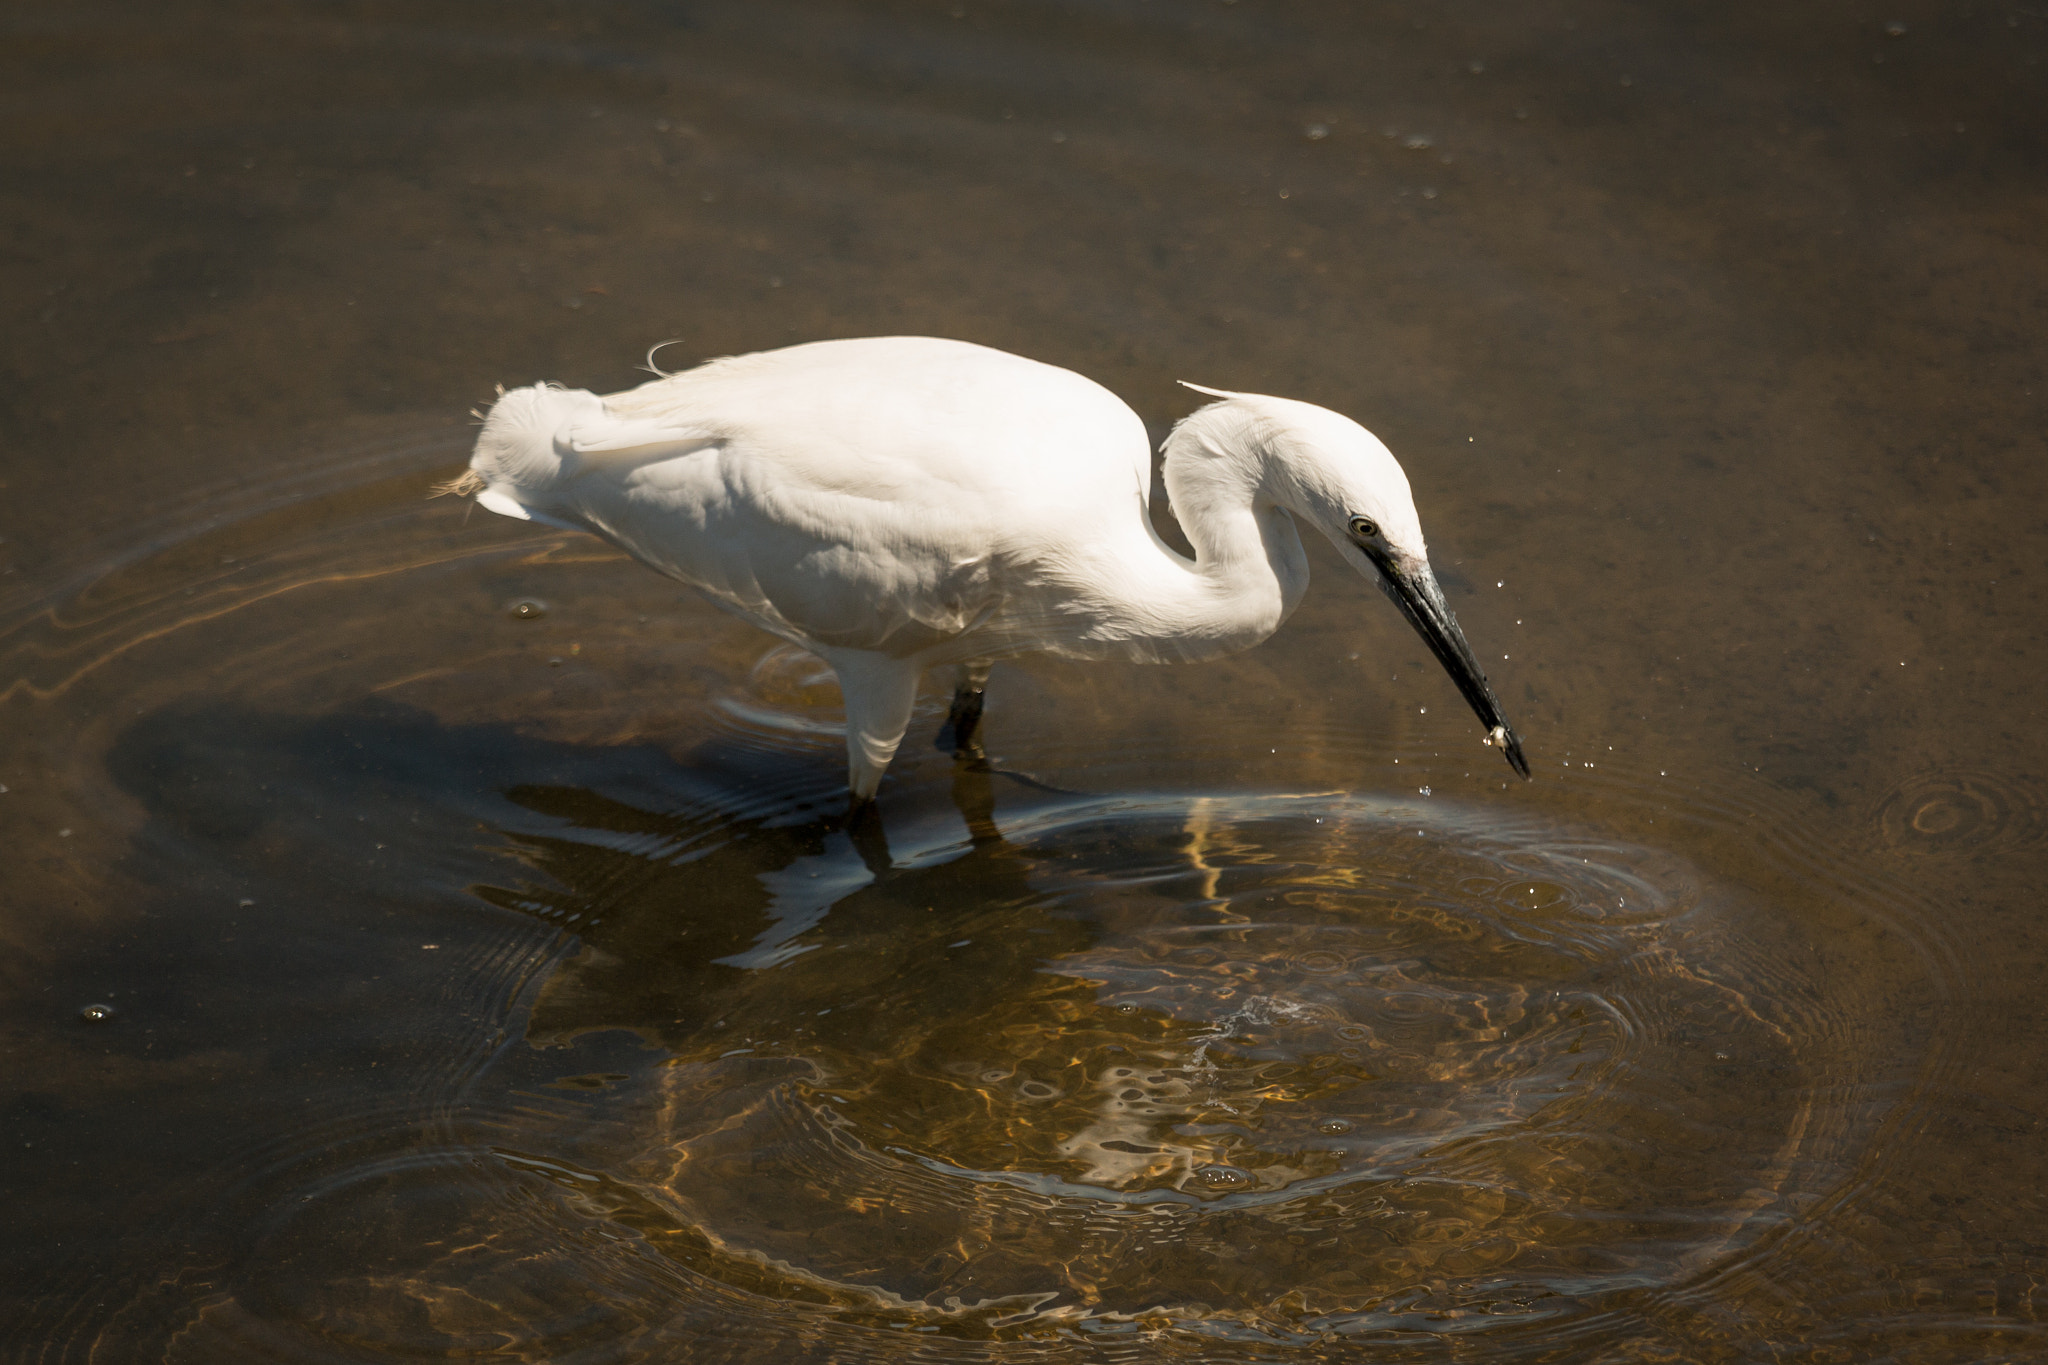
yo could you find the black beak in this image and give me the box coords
[1364,549,1530,779]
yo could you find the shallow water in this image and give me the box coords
[4,2,2046,1361]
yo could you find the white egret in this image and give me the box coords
[451,336,1528,800]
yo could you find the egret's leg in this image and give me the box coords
[821,649,922,803]
[936,660,993,760]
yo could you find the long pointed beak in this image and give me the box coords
[1369,555,1531,779]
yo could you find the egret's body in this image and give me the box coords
[461,336,1527,797]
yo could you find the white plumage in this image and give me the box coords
[460,336,1527,798]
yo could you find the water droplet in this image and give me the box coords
[506,598,548,620]
[1419,785,1432,796]
[79,1003,115,1023]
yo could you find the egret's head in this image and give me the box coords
[1176,383,1529,779]
[1175,386,1425,572]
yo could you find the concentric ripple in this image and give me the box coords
[364,786,1930,1355]
[1875,767,2043,857]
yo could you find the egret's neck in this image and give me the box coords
[1083,407,1311,663]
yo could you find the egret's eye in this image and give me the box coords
[1349,516,1380,540]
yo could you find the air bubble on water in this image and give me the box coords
[1194,1164,1254,1190]
[79,1003,115,1023]
[1316,1117,1355,1135]
[1884,20,1907,36]
[1404,134,1434,150]
[1419,786,1431,796]
[507,598,548,619]
[1304,122,1331,140]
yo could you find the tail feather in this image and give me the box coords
[472,383,607,494]
[429,469,485,499]
[458,382,718,528]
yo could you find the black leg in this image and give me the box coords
[935,684,987,760]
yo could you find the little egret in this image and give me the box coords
[451,336,1529,799]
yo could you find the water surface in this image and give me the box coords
[3,1,2045,1360]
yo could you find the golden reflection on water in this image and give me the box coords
[462,774,1904,1345]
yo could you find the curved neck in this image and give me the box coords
[1078,410,1312,663]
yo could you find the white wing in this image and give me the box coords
[477,338,1154,659]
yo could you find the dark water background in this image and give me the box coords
[4,1,2046,1360]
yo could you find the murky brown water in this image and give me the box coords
[5,1,2046,1360]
